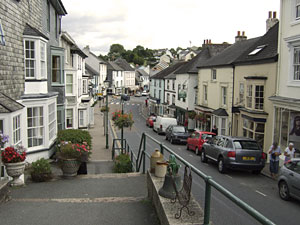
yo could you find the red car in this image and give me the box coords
[146,115,157,128]
[186,131,216,155]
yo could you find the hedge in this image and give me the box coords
[56,129,92,150]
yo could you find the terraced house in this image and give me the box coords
[0,0,67,169]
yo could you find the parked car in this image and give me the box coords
[278,158,300,201]
[142,90,149,96]
[135,92,142,97]
[153,116,177,134]
[146,115,157,128]
[121,94,130,101]
[165,125,190,144]
[187,131,216,155]
[201,135,266,174]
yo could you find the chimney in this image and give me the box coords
[266,11,279,32]
[209,39,211,44]
[235,31,247,43]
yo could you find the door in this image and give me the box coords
[205,136,217,160]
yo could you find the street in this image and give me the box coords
[109,96,300,225]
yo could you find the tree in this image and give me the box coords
[107,44,126,60]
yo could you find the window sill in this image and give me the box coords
[51,84,65,87]
[287,81,300,87]
[290,19,300,26]
[210,80,217,83]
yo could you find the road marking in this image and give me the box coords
[225,175,233,179]
[255,190,267,197]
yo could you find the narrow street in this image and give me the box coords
[109,96,300,225]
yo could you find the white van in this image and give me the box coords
[153,116,177,134]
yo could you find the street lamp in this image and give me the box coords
[104,80,110,149]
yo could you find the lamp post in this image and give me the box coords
[120,86,124,152]
[104,80,110,149]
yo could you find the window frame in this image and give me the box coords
[211,69,217,81]
[242,118,265,148]
[27,106,44,148]
[66,108,74,129]
[13,115,21,145]
[239,83,244,104]
[203,84,208,104]
[66,74,74,95]
[0,19,5,46]
[221,86,227,107]
[82,79,88,94]
[48,103,56,141]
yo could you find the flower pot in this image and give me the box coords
[60,159,81,177]
[5,161,26,186]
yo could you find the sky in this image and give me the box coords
[61,0,280,56]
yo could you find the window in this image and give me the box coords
[159,80,161,88]
[27,107,44,148]
[47,0,50,32]
[154,89,156,98]
[221,87,227,106]
[78,55,82,70]
[159,90,161,100]
[55,12,58,38]
[172,95,175,104]
[154,80,156,87]
[0,19,5,46]
[66,74,73,94]
[203,85,208,103]
[255,85,264,110]
[293,47,300,80]
[52,55,62,83]
[57,110,63,131]
[79,110,85,127]
[243,118,265,148]
[66,109,73,128]
[178,84,181,100]
[13,115,21,145]
[195,90,198,105]
[48,103,56,140]
[167,80,170,90]
[65,49,68,64]
[246,85,252,108]
[83,79,87,94]
[25,40,35,78]
[248,45,266,55]
[40,42,46,78]
[167,93,170,105]
[211,69,217,81]
[297,0,300,20]
[172,80,175,90]
[0,119,3,133]
[221,118,226,135]
[239,83,244,104]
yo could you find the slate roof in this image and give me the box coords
[107,61,123,71]
[212,108,228,117]
[71,45,88,58]
[114,58,134,71]
[23,24,48,40]
[136,69,149,77]
[0,93,24,113]
[234,22,279,64]
[197,38,260,68]
[151,61,187,79]
[85,63,99,76]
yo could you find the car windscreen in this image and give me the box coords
[233,140,260,150]
[202,134,213,140]
[173,126,186,133]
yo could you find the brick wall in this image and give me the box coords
[0,0,42,100]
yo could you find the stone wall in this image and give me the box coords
[0,0,42,100]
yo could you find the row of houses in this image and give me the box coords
[149,4,300,157]
[0,0,150,172]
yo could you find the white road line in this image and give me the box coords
[225,175,233,179]
[255,190,267,197]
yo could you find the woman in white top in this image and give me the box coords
[284,143,295,162]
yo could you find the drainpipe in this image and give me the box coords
[231,64,235,136]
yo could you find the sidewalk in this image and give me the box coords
[0,101,160,225]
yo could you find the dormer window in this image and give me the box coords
[0,19,5,46]
[248,45,266,55]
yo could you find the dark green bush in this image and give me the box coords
[56,129,92,150]
[113,154,132,173]
[30,158,53,182]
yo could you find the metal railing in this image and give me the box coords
[117,132,275,225]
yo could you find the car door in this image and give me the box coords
[194,133,201,150]
[289,161,300,198]
[205,136,217,160]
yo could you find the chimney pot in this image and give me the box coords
[269,11,272,18]
[209,39,211,44]
[203,39,205,44]
[273,11,277,18]
[237,31,241,36]
[242,31,245,36]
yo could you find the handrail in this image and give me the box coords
[135,132,275,225]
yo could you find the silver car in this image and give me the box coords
[201,135,266,174]
[278,158,300,201]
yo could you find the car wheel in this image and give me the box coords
[218,157,227,173]
[252,169,262,175]
[195,147,199,155]
[201,150,208,163]
[279,181,290,201]
[186,144,189,150]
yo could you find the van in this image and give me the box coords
[153,116,177,134]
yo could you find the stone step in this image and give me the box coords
[0,179,10,203]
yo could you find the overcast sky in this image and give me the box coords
[61,0,280,56]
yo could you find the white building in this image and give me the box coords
[108,61,124,95]
[114,58,136,92]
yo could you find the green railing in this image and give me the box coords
[129,132,275,225]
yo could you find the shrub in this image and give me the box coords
[56,129,92,150]
[113,153,132,173]
[30,158,53,182]
[56,141,90,161]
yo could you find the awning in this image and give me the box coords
[212,108,228,117]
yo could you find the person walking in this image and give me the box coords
[268,142,281,179]
[284,143,295,162]
[211,125,218,135]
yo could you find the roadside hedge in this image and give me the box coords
[56,129,92,150]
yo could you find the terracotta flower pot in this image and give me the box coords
[5,161,26,186]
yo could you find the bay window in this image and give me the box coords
[246,85,253,108]
[66,74,73,95]
[13,115,21,145]
[48,103,56,141]
[25,40,35,78]
[27,107,44,148]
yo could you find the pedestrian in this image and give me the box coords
[211,125,218,135]
[268,142,281,179]
[284,143,295,162]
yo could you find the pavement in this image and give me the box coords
[0,100,159,225]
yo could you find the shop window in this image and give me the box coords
[242,118,265,148]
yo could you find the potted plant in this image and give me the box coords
[56,141,91,177]
[1,145,26,186]
[159,155,182,199]
[112,110,122,121]
[30,158,53,182]
[188,111,196,120]
[113,111,134,129]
